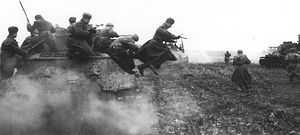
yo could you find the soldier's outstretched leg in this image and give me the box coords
[137,63,159,76]
[137,63,150,76]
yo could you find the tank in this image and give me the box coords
[259,41,300,68]
[1,27,189,93]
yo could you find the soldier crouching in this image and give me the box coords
[66,13,95,59]
[106,34,139,76]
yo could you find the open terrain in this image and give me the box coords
[140,62,300,135]
[0,62,300,135]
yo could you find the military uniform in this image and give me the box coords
[285,52,300,81]
[224,51,231,64]
[1,35,27,80]
[106,36,139,74]
[134,22,180,75]
[27,15,56,52]
[94,28,119,53]
[67,19,94,58]
[231,52,252,91]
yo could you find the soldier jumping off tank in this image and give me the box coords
[134,17,181,76]
[106,34,140,76]
[93,22,119,53]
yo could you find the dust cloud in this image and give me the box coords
[0,70,157,135]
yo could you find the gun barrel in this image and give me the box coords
[19,0,30,24]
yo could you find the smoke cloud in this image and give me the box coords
[0,69,157,135]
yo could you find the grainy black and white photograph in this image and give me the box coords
[0,0,300,134]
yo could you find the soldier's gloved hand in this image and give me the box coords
[26,22,31,27]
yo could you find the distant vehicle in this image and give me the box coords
[259,37,300,68]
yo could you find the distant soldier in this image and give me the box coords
[231,50,252,92]
[67,12,96,58]
[224,51,231,64]
[134,17,181,76]
[93,22,119,53]
[1,26,28,80]
[27,14,56,52]
[106,34,139,75]
[285,48,300,82]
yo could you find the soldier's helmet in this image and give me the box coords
[35,14,43,20]
[132,34,139,41]
[8,26,18,34]
[69,17,76,23]
[237,49,243,54]
[166,17,175,25]
[82,12,92,20]
[106,22,114,27]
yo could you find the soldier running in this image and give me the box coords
[285,48,300,82]
[134,17,181,76]
[224,51,231,64]
[231,50,252,92]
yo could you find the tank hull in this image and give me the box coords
[16,53,137,91]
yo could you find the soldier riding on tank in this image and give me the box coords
[67,12,96,59]
[26,14,57,53]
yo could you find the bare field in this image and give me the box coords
[145,62,300,135]
[0,62,299,135]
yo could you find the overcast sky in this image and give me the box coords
[1,0,300,56]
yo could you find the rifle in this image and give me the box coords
[167,36,187,53]
[19,0,30,24]
[19,0,33,36]
[27,38,47,52]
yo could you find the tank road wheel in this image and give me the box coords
[96,90,117,101]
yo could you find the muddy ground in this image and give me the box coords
[131,62,300,135]
[1,62,300,135]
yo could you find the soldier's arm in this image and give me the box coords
[50,22,56,33]
[244,55,251,64]
[126,42,139,52]
[27,21,37,32]
[109,30,119,38]
[72,26,89,38]
[157,27,179,41]
[120,39,139,52]
[4,40,28,57]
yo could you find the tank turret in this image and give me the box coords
[259,38,300,68]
